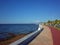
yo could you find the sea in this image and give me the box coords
[0,24,39,39]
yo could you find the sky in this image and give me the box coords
[0,0,60,24]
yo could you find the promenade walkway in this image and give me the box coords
[49,26,60,45]
[29,25,53,45]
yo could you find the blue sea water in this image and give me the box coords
[0,24,39,34]
[0,24,39,39]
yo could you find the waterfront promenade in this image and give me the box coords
[1,24,60,45]
[29,25,53,45]
[49,26,60,45]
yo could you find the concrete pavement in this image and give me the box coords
[29,25,53,45]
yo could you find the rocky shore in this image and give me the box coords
[0,34,26,45]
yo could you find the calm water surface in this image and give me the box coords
[0,24,39,39]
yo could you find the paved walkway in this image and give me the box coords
[49,27,60,45]
[29,25,53,45]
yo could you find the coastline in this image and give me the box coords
[0,34,26,45]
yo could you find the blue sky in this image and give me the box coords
[0,0,60,24]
